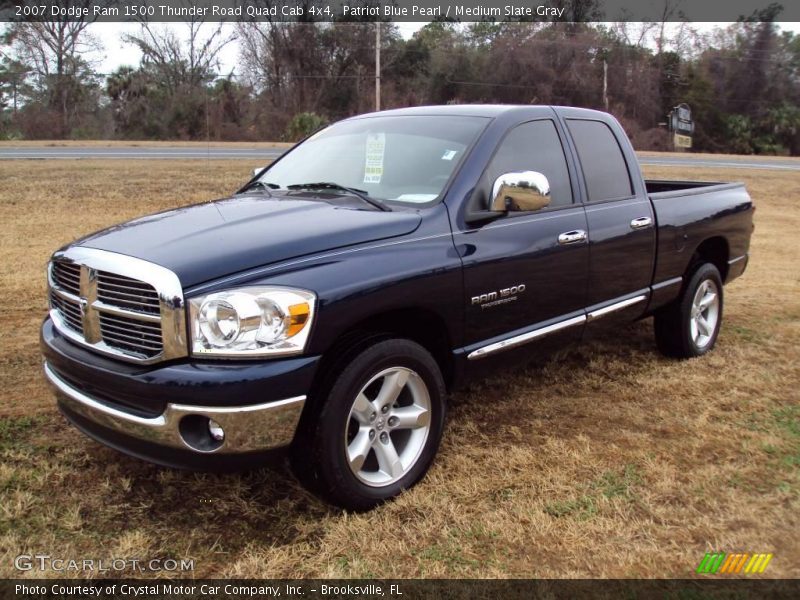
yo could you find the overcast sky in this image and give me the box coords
[92,22,425,76]
[40,21,800,77]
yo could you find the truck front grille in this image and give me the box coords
[97,271,161,315]
[50,291,84,334]
[52,261,81,295]
[99,313,164,357]
[47,248,187,364]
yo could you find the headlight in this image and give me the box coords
[189,286,316,358]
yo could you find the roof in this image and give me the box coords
[350,104,543,119]
[348,104,612,122]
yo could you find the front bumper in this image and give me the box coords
[44,361,305,454]
[41,318,320,469]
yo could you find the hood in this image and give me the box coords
[74,195,422,287]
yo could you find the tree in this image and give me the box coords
[4,18,799,152]
[118,21,235,138]
[1,29,31,124]
[207,76,256,140]
[123,21,233,94]
[4,3,102,137]
[106,66,159,138]
[237,19,394,135]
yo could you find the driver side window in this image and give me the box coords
[486,120,573,209]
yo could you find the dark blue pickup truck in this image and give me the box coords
[41,105,753,509]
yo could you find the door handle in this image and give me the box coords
[558,230,587,245]
[630,216,653,229]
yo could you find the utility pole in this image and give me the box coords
[355,64,362,113]
[603,57,609,111]
[375,22,381,111]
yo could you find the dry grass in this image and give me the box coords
[0,160,797,579]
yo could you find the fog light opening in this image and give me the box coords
[208,419,225,442]
[178,415,226,453]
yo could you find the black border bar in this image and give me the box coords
[2,0,799,23]
[4,579,800,600]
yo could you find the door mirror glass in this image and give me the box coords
[490,171,551,212]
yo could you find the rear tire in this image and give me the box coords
[290,339,446,510]
[654,263,723,358]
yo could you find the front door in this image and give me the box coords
[456,119,590,350]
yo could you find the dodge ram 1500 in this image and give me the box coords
[41,105,753,509]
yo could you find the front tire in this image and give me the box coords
[654,262,723,358]
[291,339,446,510]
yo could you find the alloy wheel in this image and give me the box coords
[690,279,720,349]
[345,367,432,487]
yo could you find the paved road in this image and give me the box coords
[638,155,799,171]
[0,145,798,171]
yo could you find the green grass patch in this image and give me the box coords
[0,416,44,452]
[773,406,800,439]
[412,527,503,573]
[414,542,481,570]
[460,524,500,542]
[743,405,800,494]
[728,324,765,344]
[594,464,642,499]
[544,464,641,520]
[544,495,598,519]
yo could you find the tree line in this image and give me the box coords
[1,13,799,154]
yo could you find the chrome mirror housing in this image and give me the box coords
[490,171,551,212]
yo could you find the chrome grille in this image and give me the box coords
[50,291,83,334]
[52,261,81,295]
[99,313,163,357]
[47,248,187,364]
[97,271,160,315]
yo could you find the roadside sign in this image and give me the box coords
[669,103,694,150]
[674,133,692,149]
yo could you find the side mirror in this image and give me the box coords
[490,171,551,213]
[253,167,267,177]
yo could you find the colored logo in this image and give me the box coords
[696,552,773,574]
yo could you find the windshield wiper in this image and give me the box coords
[238,180,281,195]
[286,182,391,212]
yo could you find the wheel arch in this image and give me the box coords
[296,307,454,438]
[689,236,730,282]
[316,307,454,391]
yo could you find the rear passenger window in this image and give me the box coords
[566,119,633,201]
[485,120,573,208]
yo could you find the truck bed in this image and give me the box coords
[645,180,744,198]
[646,179,753,289]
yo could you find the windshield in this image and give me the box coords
[257,115,487,206]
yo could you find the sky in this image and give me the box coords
[26,21,800,78]
[92,22,425,76]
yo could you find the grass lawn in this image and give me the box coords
[0,159,797,578]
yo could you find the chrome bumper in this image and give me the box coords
[44,361,305,454]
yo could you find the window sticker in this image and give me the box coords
[364,133,385,184]
[441,149,458,161]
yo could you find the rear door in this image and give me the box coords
[457,118,589,350]
[563,117,655,324]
